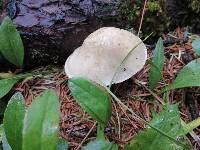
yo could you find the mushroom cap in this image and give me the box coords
[65,27,147,86]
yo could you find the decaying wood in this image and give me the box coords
[1,0,200,70]
[0,0,123,70]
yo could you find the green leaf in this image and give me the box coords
[0,78,19,99]
[1,127,12,150]
[82,139,118,150]
[182,117,200,135]
[22,90,60,150]
[0,124,3,142]
[3,93,25,150]
[149,38,164,89]
[2,132,12,150]
[162,58,200,92]
[125,104,189,150]
[0,73,32,99]
[57,139,68,150]
[0,17,24,67]
[192,38,200,56]
[68,77,112,126]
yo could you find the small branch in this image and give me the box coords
[138,0,148,36]
[76,121,97,150]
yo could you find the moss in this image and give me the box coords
[118,0,200,39]
[147,1,161,12]
[118,0,170,41]
[191,0,200,13]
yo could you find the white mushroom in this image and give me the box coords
[65,27,147,86]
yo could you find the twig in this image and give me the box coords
[138,0,148,36]
[112,99,121,139]
[134,79,200,146]
[76,121,97,150]
[103,85,187,148]
[134,79,165,105]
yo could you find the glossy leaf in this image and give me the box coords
[82,139,118,150]
[192,38,200,56]
[68,77,112,126]
[149,38,164,89]
[162,58,200,92]
[0,78,19,99]
[0,17,24,67]
[0,73,32,99]
[125,104,189,150]
[3,93,25,150]
[22,90,60,150]
[57,139,68,150]
[2,132,12,150]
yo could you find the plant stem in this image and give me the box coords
[97,124,105,139]
[104,85,188,148]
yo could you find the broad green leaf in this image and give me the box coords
[192,38,200,56]
[149,38,164,89]
[2,133,12,150]
[68,77,112,126]
[57,139,68,150]
[82,139,118,150]
[162,58,200,92]
[0,78,19,99]
[0,73,32,99]
[125,104,189,150]
[1,128,12,150]
[0,17,24,67]
[3,93,25,150]
[22,90,60,150]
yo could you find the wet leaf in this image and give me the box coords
[149,38,164,89]
[192,38,200,56]
[68,77,112,126]
[82,139,118,150]
[125,104,189,150]
[57,139,68,150]
[162,58,200,92]
[0,17,24,67]
[3,93,25,150]
[22,90,60,150]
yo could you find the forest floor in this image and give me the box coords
[12,28,200,150]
